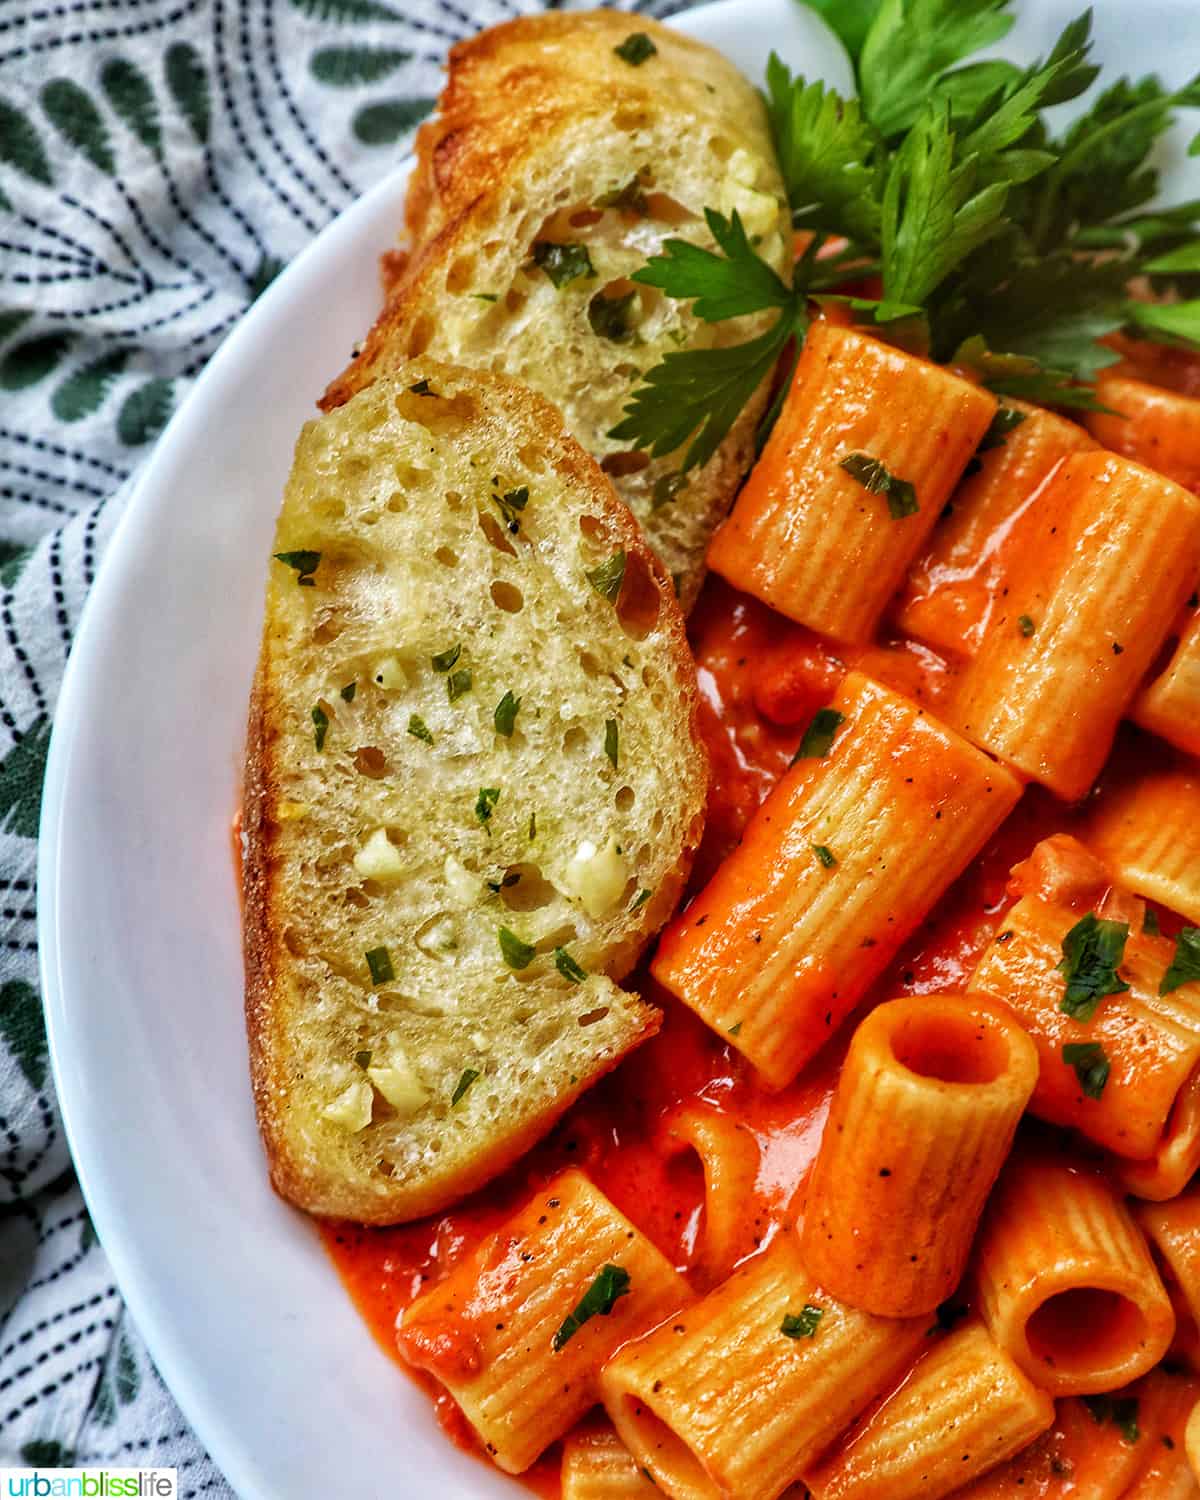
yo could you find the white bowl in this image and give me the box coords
[37,2,1199,1496]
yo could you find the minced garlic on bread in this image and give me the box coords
[243,361,707,1223]
[320,10,790,609]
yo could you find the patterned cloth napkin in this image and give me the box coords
[0,0,692,1488]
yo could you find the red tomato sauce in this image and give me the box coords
[318,573,1180,1494]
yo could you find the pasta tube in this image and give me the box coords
[652,672,1021,1087]
[1089,768,1200,926]
[949,1394,1146,1498]
[1122,1368,1200,1499]
[947,451,1200,800]
[1135,1192,1200,1373]
[1114,1068,1200,1202]
[600,1233,927,1500]
[966,836,1200,1160]
[896,399,1097,656]
[707,321,997,644]
[800,994,1037,1316]
[397,1169,688,1473]
[974,1156,1174,1396]
[1135,603,1200,759]
[1086,371,1200,494]
[803,1321,1055,1500]
[562,1423,657,1500]
[659,1103,762,1288]
[1188,1400,1200,1485]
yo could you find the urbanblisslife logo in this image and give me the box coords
[1,1472,177,1497]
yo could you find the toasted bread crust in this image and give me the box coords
[243,360,706,1223]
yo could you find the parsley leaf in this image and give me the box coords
[793,706,845,762]
[586,550,627,603]
[790,1,882,67]
[840,452,918,518]
[447,668,472,703]
[604,719,619,769]
[1127,299,1200,352]
[1161,928,1200,995]
[274,549,321,586]
[365,946,394,986]
[859,0,1015,140]
[764,59,882,244]
[781,1304,824,1339]
[532,241,595,289]
[340,680,357,703]
[813,844,837,868]
[1084,1394,1140,1444]
[555,947,588,984]
[494,691,521,738]
[431,643,462,673]
[588,290,638,343]
[475,787,500,827]
[1057,913,1130,1022]
[492,483,529,534]
[408,713,434,744]
[633,208,794,321]
[1018,614,1036,637]
[498,927,536,971]
[609,316,796,473]
[614,32,656,66]
[1063,1041,1111,1100]
[553,1265,632,1350]
[451,1067,480,1106]
[978,404,1027,451]
[311,704,329,751]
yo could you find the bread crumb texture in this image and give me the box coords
[244,361,707,1223]
[322,11,790,608]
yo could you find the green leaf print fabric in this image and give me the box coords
[0,0,694,1487]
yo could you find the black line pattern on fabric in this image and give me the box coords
[0,0,202,68]
[262,0,356,204]
[0,1317,117,1396]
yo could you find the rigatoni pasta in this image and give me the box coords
[1135,1192,1200,1367]
[973,1156,1175,1396]
[651,671,1021,1086]
[966,835,1200,1161]
[1121,1368,1200,1498]
[659,1103,763,1287]
[561,1423,658,1500]
[396,1170,688,1472]
[706,321,997,644]
[600,1233,928,1500]
[1086,370,1200,494]
[1115,1069,1200,1203]
[1135,602,1200,759]
[895,398,1097,656]
[799,994,1037,1316]
[1088,768,1200,927]
[949,1394,1147,1498]
[947,451,1200,800]
[803,1321,1055,1500]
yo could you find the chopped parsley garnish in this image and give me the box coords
[354,1048,372,1069]
[409,378,436,396]
[528,811,537,840]
[781,1304,824,1339]
[614,32,656,66]
[651,472,687,510]
[979,405,1028,452]
[451,1067,480,1106]
[813,844,837,868]
[604,718,619,769]
[1018,614,1036,636]
[553,1265,632,1350]
[431,643,462,673]
[840,452,919,520]
[340,680,357,702]
[589,290,638,343]
[499,926,537,970]
[532,241,595,289]
[631,887,653,910]
[472,293,498,303]
[586,549,626,603]
[274,549,321,586]
[447,668,472,702]
[1160,927,1200,994]
[599,175,649,216]
[408,714,434,744]
[792,706,845,762]
[492,482,529,533]
[555,947,588,984]
[475,787,500,827]
[365,946,394,986]
[494,690,521,737]
[1063,1040,1111,1100]
[728,1021,743,1036]
[1057,913,1130,1021]
[1084,1394,1140,1444]
[311,704,329,751]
